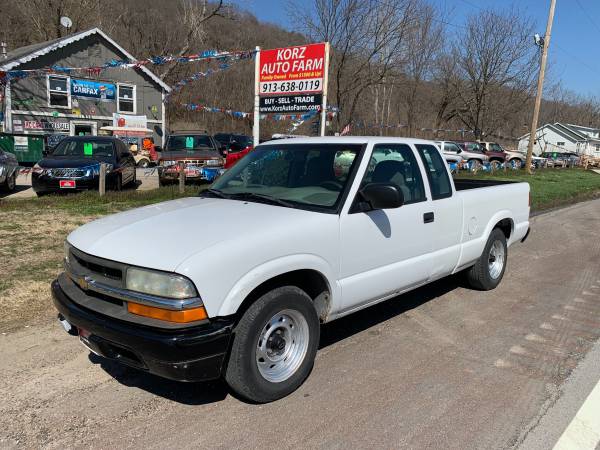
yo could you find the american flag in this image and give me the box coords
[340,123,351,136]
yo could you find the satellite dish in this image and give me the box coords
[60,16,73,29]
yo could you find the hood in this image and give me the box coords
[39,157,112,168]
[160,150,220,160]
[67,197,323,272]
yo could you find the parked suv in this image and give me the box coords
[31,136,136,196]
[159,132,224,185]
[435,141,488,167]
[479,142,525,167]
[455,140,505,163]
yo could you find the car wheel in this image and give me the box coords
[114,174,122,191]
[468,159,482,171]
[225,286,320,403]
[4,171,17,192]
[510,158,522,169]
[466,228,508,291]
[137,158,150,168]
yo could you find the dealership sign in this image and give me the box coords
[24,120,69,131]
[112,113,148,129]
[71,79,116,101]
[259,94,322,113]
[259,43,326,96]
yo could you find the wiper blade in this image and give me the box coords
[200,188,229,198]
[229,192,295,208]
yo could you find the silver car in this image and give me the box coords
[436,141,488,167]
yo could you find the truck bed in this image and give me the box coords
[454,178,518,191]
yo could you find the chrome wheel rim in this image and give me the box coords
[255,309,309,383]
[488,240,505,279]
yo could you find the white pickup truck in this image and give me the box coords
[53,137,530,402]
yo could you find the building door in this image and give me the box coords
[70,121,97,136]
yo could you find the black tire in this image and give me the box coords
[114,174,122,191]
[3,171,16,192]
[158,177,169,187]
[466,228,508,291]
[137,158,150,168]
[225,286,320,403]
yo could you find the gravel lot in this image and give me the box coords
[1,199,599,449]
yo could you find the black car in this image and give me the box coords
[32,136,136,196]
[0,140,19,193]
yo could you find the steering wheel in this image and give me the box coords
[319,180,343,191]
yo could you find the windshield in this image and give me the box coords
[490,143,504,152]
[211,144,362,211]
[52,140,115,158]
[166,135,214,151]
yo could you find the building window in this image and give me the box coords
[118,84,136,113]
[48,75,70,108]
[556,142,565,146]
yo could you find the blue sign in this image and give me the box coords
[71,79,116,101]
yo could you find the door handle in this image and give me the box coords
[423,212,434,223]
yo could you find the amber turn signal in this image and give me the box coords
[127,302,208,323]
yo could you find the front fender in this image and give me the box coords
[217,254,339,318]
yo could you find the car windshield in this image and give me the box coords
[466,143,485,152]
[166,135,213,151]
[210,144,362,211]
[213,134,231,144]
[52,140,115,158]
[490,143,504,152]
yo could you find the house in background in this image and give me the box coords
[518,122,600,156]
[0,28,170,147]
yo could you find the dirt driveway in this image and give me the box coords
[1,200,600,449]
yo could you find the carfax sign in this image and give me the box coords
[71,79,116,101]
[259,43,326,96]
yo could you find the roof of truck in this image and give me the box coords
[260,136,437,146]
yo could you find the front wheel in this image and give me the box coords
[465,228,508,290]
[3,171,16,192]
[225,286,320,403]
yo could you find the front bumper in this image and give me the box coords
[32,173,118,193]
[52,279,233,382]
[160,166,223,182]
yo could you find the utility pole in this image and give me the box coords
[525,0,556,174]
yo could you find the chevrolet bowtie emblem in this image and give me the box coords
[78,277,89,290]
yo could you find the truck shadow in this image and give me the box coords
[90,273,467,405]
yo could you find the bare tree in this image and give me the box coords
[291,0,420,132]
[450,8,537,139]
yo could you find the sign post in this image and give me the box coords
[320,42,330,137]
[253,46,261,147]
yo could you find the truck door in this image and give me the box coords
[338,143,433,313]
[414,144,462,279]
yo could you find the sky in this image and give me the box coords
[231,0,600,98]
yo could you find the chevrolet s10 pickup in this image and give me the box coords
[53,137,530,402]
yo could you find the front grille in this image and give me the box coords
[72,252,123,280]
[182,160,206,167]
[48,168,89,178]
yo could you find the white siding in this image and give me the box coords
[518,126,578,155]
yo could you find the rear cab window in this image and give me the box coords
[415,144,453,200]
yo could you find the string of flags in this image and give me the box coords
[181,104,330,122]
[0,49,256,85]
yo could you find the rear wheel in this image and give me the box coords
[510,158,523,169]
[225,286,320,403]
[137,158,150,168]
[468,159,482,171]
[466,228,508,291]
[3,171,16,192]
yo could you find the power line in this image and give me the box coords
[553,42,600,75]
[573,0,600,35]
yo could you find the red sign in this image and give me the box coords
[59,180,76,189]
[259,43,326,96]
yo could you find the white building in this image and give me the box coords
[518,123,600,156]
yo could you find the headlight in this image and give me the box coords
[161,160,176,167]
[126,267,197,299]
[206,159,221,166]
[32,163,46,175]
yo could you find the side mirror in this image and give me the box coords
[359,183,404,211]
[154,146,162,152]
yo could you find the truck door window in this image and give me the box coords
[415,144,452,200]
[361,144,426,204]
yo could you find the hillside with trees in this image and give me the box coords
[1,0,598,145]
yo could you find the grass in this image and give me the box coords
[455,168,600,212]
[1,168,599,331]
[0,184,206,216]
